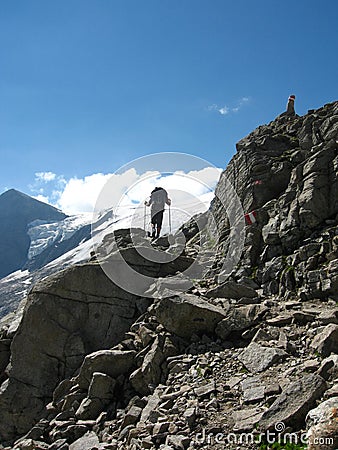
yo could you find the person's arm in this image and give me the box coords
[165,191,171,205]
[144,195,152,206]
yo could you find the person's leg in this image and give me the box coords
[155,211,164,238]
[151,213,156,238]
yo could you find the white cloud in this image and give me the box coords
[207,104,218,111]
[232,96,250,113]
[45,167,222,215]
[35,171,56,182]
[56,173,112,214]
[208,97,251,116]
[33,194,50,204]
[207,104,229,115]
[218,106,229,115]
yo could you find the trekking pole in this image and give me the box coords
[169,204,172,234]
[143,203,147,236]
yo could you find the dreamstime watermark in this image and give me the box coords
[91,152,246,298]
[194,422,334,447]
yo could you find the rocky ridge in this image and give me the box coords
[0,101,337,449]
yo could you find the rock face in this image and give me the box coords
[209,101,338,302]
[0,189,67,279]
[0,264,145,442]
[0,101,338,449]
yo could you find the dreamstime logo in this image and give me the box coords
[91,152,245,297]
[194,422,334,447]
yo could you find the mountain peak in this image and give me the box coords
[0,188,65,215]
[0,189,67,278]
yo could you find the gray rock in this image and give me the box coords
[183,407,197,428]
[264,383,281,396]
[306,398,338,450]
[318,309,338,325]
[215,305,264,339]
[310,324,338,357]
[69,431,99,450]
[206,280,257,299]
[152,294,227,339]
[0,264,143,443]
[260,374,327,430]
[120,405,143,430]
[0,339,10,374]
[77,349,136,389]
[232,407,264,432]
[306,397,338,427]
[13,439,49,449]
[75,397,104,420]
[129,336,165,396]
[166,434,190,449]
[53,379,77,406]
[139,392,161,424]
[324,383,338,398]
[88,372,116,400]
[317,355,338,380]
[194,381,216,398]
[238,342,287,373]
[243,386,265,403]
[47,439,69,449]
[266,314,293,326]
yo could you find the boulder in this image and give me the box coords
[306,398,338,450]
[233,408,265,432]
[13,438,49,449]
[260,374,327,430]
[238,342,287,373]
[130,335,166,396]
[152,294,227,339]
[120,405,143,430]
[77,349,136,389]
[206,280,257,299]
[215,304,265,339]
[75,397,104,420]
[0,263,143,443]
[317,355,338,380]
[88,372,116,400]
[69,431,100,450]
[310,324,338,357]
[306,397,338,428]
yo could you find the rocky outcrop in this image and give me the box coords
[0,263,147,442]
[0,101,338,449]
[209,101,338,299]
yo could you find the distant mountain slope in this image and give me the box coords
[24,224,91,271]
[0,189,67,278]
[0,200,212,319]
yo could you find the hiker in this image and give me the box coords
[144,187,171,239]
[89,250,97,261]
[286,94,296,115]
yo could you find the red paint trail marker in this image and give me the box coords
[245,211,257,225]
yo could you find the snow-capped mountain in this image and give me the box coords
[27,214,93,260]
[0,189,67,279]
[0,190,213,321]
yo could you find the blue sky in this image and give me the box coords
[1,0,337,210]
